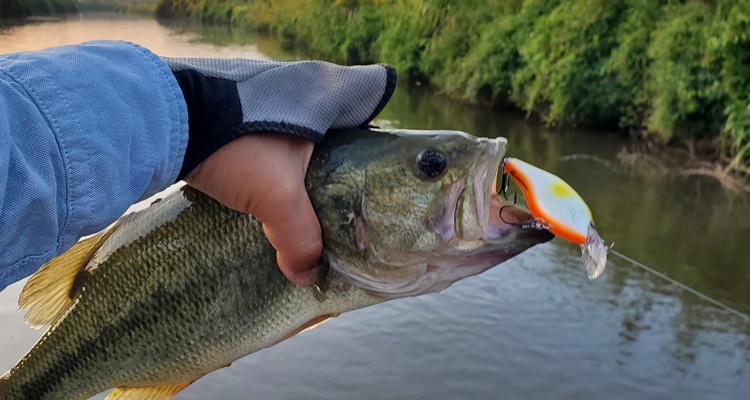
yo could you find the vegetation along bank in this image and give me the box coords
[0,0,77,20]
[163,1,750,171]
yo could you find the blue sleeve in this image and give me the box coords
[0,41,188,291]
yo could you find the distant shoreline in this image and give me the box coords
[0,0,77,20]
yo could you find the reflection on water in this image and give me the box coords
[0,12,748,400]
[0,12,268,59]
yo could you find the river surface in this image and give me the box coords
[1,12,749,400]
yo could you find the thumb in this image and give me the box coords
[238,135,322,287]
[260,186,323,287]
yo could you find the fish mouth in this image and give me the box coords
[474,140,503,238]
[448,138,554,246]
[434,139,502,241]
[451,138,503,241]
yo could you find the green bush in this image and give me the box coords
[511,0,627,126]
[724,100,750,170]
[646,2,725,141]
[603,0,664,129]
[444,0,543,105]
[718,0,750,169]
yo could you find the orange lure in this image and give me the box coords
[503,158,609,279]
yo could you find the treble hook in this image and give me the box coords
[499,170,517,205]
[498,205,551,231]
[498,205,524,226]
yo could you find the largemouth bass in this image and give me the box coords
[0,128,552,400]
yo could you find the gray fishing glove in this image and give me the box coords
[162,57,397,179]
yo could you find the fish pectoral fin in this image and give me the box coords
[105,381,196,400]
[300,315,335,334]
[18,227,116,329]
[276,313,340,344]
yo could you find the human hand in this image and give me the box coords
[184,134,320,287]
[164,57,395,286]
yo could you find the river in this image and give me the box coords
[0,12,748,400]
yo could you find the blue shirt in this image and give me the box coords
[0,41,188,291]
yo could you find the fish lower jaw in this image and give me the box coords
[326,252,509,299]
[422,254,515,294]
[327,254,447,299]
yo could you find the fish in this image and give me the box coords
[0,128,553,400]
[502,157,609,279]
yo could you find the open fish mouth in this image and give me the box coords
[431,136,554,253]
[442,137,555,248]
[439,143,554,262]
[435,138,501,241]
[471,138,503,239]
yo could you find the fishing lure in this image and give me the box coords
[500,158,610,279]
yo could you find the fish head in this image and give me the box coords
[308,129,553,298]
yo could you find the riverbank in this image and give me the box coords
[156,0,750,173]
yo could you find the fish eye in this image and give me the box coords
[416,149,448,180]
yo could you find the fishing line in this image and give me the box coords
[609,249,750,324]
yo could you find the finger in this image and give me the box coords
[184,134,322,286]
[260,187,323,287]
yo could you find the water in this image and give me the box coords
[1,12,748,399]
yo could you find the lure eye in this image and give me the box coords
[416,149,448,179]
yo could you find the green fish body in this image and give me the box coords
[0,129,552,400]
